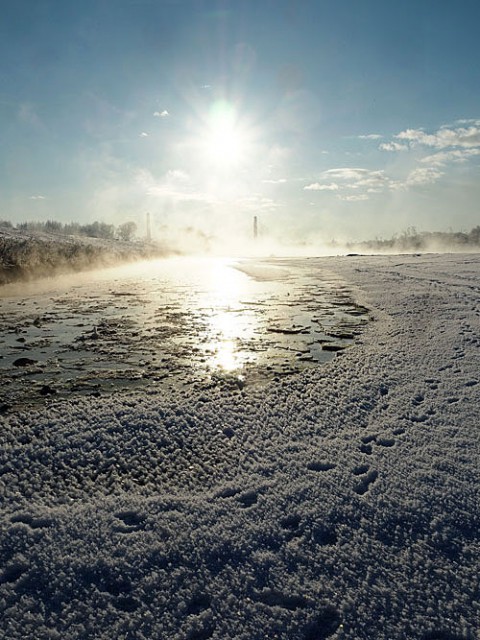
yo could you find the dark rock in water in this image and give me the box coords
[33,317,42,327]
[322,344,345,352]
[0,403,11,414]
[268,325,309,334]
[12,357,38,367]
[39,385,56,396]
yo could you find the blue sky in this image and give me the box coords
[1,0,480,247]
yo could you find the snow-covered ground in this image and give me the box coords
[0,227,165,286]
[0,253,479,640]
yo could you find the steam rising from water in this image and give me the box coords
[147,221,480,259]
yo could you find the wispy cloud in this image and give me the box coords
[139,132,149,137]
[29,195,46,200]
[153,110,169,118]
[304,182,339,191]
[395,125,480,149]
[377,120,480,191]
[454,118,480,126]
[340,193,369,201]
[304,168,390,200]
[379,141,408,152]
[390,167,444,189]
[322,168,370,181]
[323,168,389,190]
[358,133,382,140]
[420,148,480,167]
[262,178,287,184]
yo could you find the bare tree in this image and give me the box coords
[117,221,137,242]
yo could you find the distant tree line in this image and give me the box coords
[0,219,138,242]
[346,225,480,252]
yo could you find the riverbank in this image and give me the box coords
[0,228,169,286]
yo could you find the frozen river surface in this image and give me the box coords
[0,257,368,410]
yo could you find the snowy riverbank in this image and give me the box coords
[0,228,167,285]
[0,253,479,639]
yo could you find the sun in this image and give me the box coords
[200,101,250,168]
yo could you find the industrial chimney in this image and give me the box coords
[146,212,151,242]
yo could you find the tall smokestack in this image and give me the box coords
[253,216,258,240]
[146,212,151,242]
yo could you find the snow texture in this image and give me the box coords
[0,253,479,640]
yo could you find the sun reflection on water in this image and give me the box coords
[199,258,259,374]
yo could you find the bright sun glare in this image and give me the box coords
[201,101,249,168]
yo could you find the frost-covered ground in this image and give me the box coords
[0,253,479,640]
[0,227,165,285]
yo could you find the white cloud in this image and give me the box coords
[154,110,169,118]
[139,132,149,137]
[376,121,480,192]
[29,195,46,200]
[394,128,427,144]
[355,171,389,189]
[405,167,444,186]
[358,134,382,140]
[304,182,339,191]
[389,167,444,191]
[322,168,372,181]
[379,141,408,152]
[323,168,389,190]
[453,118,480,126]
[340,193,369,201]
[305,168,390,198]
[262,178,287,184]
[395,125,480,149]
[420,148,480,167]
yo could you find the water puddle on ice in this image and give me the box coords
[0,257,370,410]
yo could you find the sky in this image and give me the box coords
[1,0,480,249]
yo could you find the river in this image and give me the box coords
[0,256,369,411]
